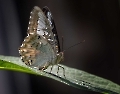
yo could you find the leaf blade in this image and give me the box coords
[0,55,120,94]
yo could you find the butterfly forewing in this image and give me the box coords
[19,6,63,70]
[42,6,60,53]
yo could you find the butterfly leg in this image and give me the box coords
[57,64,66,78]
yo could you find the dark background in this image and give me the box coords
[0,0,120,94]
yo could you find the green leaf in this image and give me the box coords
[0,55,120,94]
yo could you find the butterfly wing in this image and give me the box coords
[42,7,64,64]
[42,6,60,53]
[19,6,59,69]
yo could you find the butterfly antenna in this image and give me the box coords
[63,40,85,52]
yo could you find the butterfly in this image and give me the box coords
[19,6,65,75]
